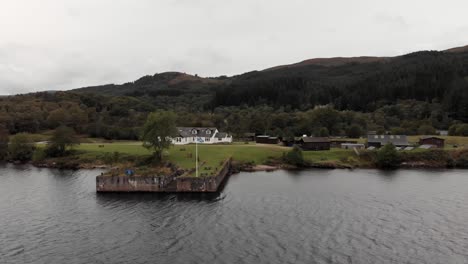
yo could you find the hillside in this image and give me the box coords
[264,56,391,71]
[211,50,468,121]
[70,46,468,121]
[445,44,468,53]
[74,72,229,110]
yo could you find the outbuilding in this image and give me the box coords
[299,137,331,151]
[419,136,445,148]
[367,135,409,148]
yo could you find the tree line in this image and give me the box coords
[0,90,467,141]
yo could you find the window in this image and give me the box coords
[374,135,378,139]
[206,130,211,134]
[191,130,197,134]
[205,137,210,141]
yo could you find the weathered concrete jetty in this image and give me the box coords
[96,158,232,193]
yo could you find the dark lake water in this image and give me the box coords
[1,164,468,264]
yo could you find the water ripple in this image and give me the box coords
[1,166,468,264]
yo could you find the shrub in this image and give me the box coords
[376,143,400,169]
[448,124,468,136]
[32,149,47,162]
[283,145,306,167]
[0,128,8,161]
[455,152,468,168]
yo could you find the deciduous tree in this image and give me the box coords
[141,111,178,162]
[8,133,35,162]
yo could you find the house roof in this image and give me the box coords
[342,143,365,146]
[367,135,409,146]
[300,137,330,143]
[176,127,217,138]
[420,136,445,141]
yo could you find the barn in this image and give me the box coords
[299,137,331,151]
[419,136,445,148]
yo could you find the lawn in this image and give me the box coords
[75,142,364,174]
[65,136,468,176]
[75,142,289,176]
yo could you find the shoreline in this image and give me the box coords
[3,159,466,178]
[6,147,468,172]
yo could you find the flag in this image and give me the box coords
[196,137,204,143]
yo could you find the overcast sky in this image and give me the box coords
[1,0,468,94]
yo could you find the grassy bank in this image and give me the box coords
[70,142,364,174]
[33,137,468,175]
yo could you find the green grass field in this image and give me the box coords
[75,143,290,176]
[61,135,468,176]
[74,142,361,174]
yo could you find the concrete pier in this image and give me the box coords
[96,158,231,193]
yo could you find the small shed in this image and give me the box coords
[419,136,445,148]
[331,140,358,148]
[256,135,279,144]
[299,137,331,151]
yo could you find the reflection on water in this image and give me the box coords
[1,164,468,264]
[96,191,225,204]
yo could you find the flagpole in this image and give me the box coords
[196,139,198,177]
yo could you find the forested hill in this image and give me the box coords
[1,45,468,139]
[72,46,468,121]
[211,48,468,121]
[74,72,229,110]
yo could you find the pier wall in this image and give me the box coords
[96,158,231,193]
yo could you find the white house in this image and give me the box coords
[171,127,232,145]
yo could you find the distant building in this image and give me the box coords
[281,137,302,147]
[341,143,365,150]
[172,127,232,145]
[299,137,331,151]
[419,136,445,148]
[243,133,256,141]
[436,130,448,136]
[367,135,409,148]
[255,135,280,144]
[330,140,358,148]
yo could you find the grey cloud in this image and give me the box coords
[1,0,468,94]
[374,14,408,29]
